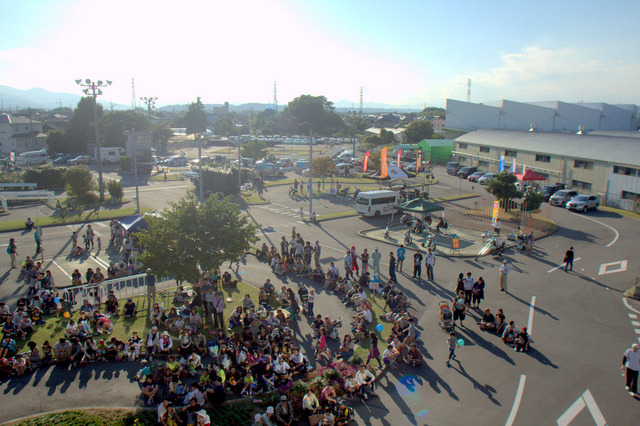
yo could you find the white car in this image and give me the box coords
[478,173,494,185]
[566,194,599,212]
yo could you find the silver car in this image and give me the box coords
[549,190,578,207]
[566,194,599,212]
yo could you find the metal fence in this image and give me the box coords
[60,273,175,312]
[437,197,555,234]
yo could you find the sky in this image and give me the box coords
[0,0,639,109]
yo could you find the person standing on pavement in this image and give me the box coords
[371,248,381,277]
[212,292,225,330]
[350,246,360,277]
[314,241,322,266]
[7,238,17,268]
[622,343,640,397]
[145,268,157,308]
[280,236,289,258]
[564,247,574,272]
[389,252,397,283]
[499,260,509,294]
[446,331,457,366]
[463,272,474,308]
[412,251,423,279]
[86,224,95,249]
[492,219,501,236]
[34,227,42,255]
[425,249,436,281]
[344,250,354,281]
[396,245,406,272]
[525,232,534,255]
[360,249,369,274]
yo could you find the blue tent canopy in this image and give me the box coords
[116,214,149,233]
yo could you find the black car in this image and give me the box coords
[53,154,71,164]
[541,183,566,202]
[457,166,478,179]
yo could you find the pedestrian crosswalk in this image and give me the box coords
[628,313,640,344]
[257,204,301,218]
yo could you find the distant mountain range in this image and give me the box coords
[0,85,424,114]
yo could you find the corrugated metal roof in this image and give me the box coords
[455,129,640,167]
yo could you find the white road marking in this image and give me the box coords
[557,389,606,426]
[90,253,110,269]
[124,185,188,192]
[50,259,72,280]
[547,257,582,273]
[527,296,536,336]
[504,374,526,426]
[572,213,619,247]
[629,314,638,319]
[635,329,640,335]
[632,321,640,327]
[623,298,640,315]
[92,222,108,228]
[598,260,627,275]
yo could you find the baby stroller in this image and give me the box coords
[439,301,455,331]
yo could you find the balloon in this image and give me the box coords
[376,324,383,332]
[457,338,464,346]
[54,298,60,303]
[63,312,70,318]
[240,270,245,275]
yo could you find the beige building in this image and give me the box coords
[453,129,640,210]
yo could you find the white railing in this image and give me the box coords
[0,190,55,203]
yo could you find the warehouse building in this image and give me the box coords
[453,129,640,211]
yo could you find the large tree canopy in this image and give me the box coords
[136,194,259,283]
[174,97,208,135]
[403,119,434,144]
[66,97,103,153]
[240,140,267,161]
[283,95,345,135]
[484,171,523,211]
[100,110,149,147]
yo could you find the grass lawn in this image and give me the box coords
[148,173,186,181]
[600,205,640,221]
[231,193,270,205]
[0,207,153,233]
[314,210,359,222]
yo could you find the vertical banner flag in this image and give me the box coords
[381,147,388,178]
[397,150,402,167]
[499,155,505,172]
[363,152,370,173]
[416,149,422,172]
[492,201,500,222]
[512,159,517,173]
[522,165,526,173]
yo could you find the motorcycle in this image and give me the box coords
[421,233,437,251]
[383,222,392,239]
[336,184,350,197]
[515,233,532,250]
[352,188,361,200]
[490,238,506,256]
[403,228,413,245]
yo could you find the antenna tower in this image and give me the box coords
[131,78,136,110]
[273,81,278,112]
[466,79,471,103]
[359,86,363,115]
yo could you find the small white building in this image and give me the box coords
[0,113,47,155]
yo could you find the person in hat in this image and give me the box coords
[275,394,293,426]
[196,409,211,426]
[145,326,160,361]
[261,406,275,426]
[158,331,173,357]
[252,413,263,425]
[499,260,509,294]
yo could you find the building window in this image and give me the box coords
[572,180,592,191]
[613,165,638,176]
[478,160,489,169]
[574,160,594,169]
[504,150,517,157]
[479,146,490,153]
[621,190,640,200]
[458,143,467,149]
[535,154,550,163]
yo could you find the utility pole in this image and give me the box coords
[308,130,313,220]
[197,133,204,202]
[76,79,112,202]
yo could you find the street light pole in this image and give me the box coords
[76,78,112,202]
[140,96,157,134]
[308,130,313,220]
[197,133,204,203]
[237,126,242,194]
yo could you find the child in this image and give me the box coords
[96,340,107,361]
[446,332,457,366]
[241,371,254,396]
[97,237,102,250]
[115,341,126,362]
[382,344,399,369]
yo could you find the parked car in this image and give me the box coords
[566,194,599,212]
[549,189,578,207]
[53,154,72,164]
[163,156,189,166]
[68,155,93,165]
[478,173,495,185]
[457,166,478,179]
[541,183,566,202]
[467,171,485,182]
[254,162,284,176]
[212,155,229,165]
[189,156,211,166]
[445,161,460,175]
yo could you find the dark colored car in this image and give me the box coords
[53,154,71,164]
[541,183,566,202]
[457,166,478,179]
[467,171,485,182]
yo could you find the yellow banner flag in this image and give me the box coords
[492,201,500,222]
[381,147,388,178]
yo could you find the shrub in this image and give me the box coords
[349,354,364,366]
[0,170,23,186]
[65,165,98,202]
[22,166,67,190]
[119,156,132,172]
[106,179,124,203]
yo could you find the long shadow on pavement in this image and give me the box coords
[447,359,501,406]
[454,325,516,366]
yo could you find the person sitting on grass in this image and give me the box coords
[94,312,113,335]
[158,331,173,357]
[228,306,243,329]
[53,338,72,363]
[124,298,137,318]
[166,355,182,381]
[141,375,159,406]
[164,307,179,329]
[1,335,17,359]
[382,344,399,369]
[105,293,119,317]
[65,318,79,339]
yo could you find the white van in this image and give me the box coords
[98,147,125,164]
[334,163,353,176]
[15,150,50,167]
[355,190,399,217]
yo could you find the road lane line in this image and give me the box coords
[629,314,637,319]
[50,259,72,280]
[623,297,640,315]
[547,257,581,273]
[505,374,526,426]
[527,296,536,336]
[572,213,619,247]
[632,321,640,327]
[90,254,110,269]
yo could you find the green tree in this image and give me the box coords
[404,119,434,143]
[523,191,544,211]
[311,156,335,178]
[100,110,149,147]
[67,97,103,153]
[65,165,98,202]
[283,95,345,135]
[363,134,384,147]
[422,107,446,118]
[106,179,124,203]
[181,97,208,136]
[484,171,523,211]
[380,129,396,145]
[152,123,174,155]
[366,150,382,171]
[45,129,69,153]
[136,194,259,283]
[240,140,267,161]
[215,115,236,137]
